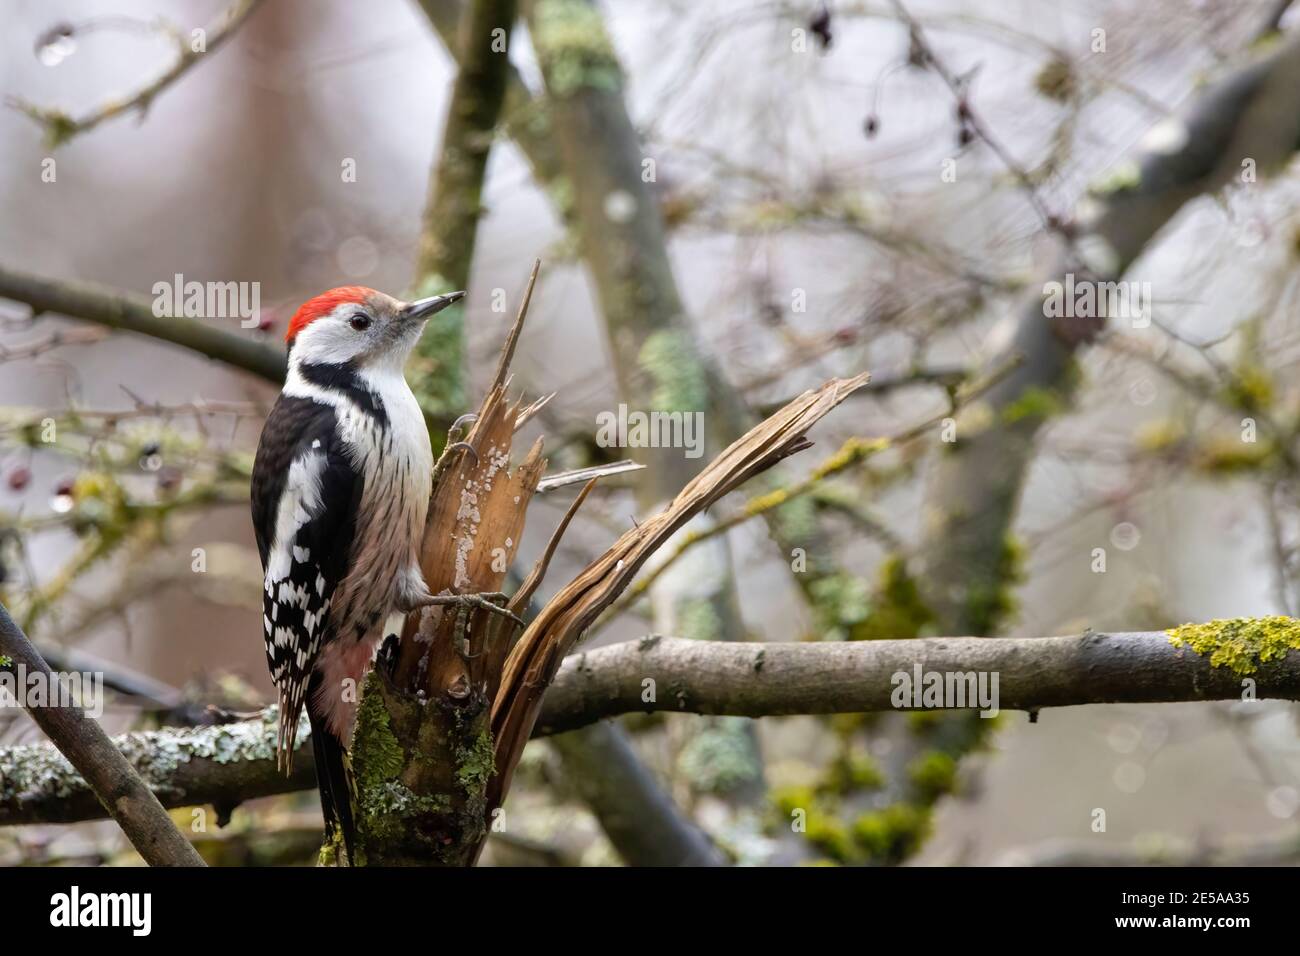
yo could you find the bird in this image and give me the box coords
[250,285,512,862]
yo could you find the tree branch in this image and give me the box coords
[0,602,205,865]
[548,721,726,866]
[5,627,1291,829]
[0,707,313,827]
[0,264,285,383]
[536,630,1299,732]
[10,0,265,148]
[415,0,565,187]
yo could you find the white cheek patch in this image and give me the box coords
[291,302,372,366]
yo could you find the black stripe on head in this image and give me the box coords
[298,360,388,427]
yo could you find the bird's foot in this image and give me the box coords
[418,590,524,627]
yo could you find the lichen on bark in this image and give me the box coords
[531,0,621,97]
[341,669,493,867]
[1167,616,1300,676]
[0,705,300,810]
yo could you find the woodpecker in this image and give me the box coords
[251,285,501,861]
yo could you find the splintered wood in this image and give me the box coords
[393,383,545,695]
[381,260,869,844]
[393,262,547,697]
[486,370,870,809]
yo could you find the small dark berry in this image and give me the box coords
[157,466,183,493]
[809,6,832,49]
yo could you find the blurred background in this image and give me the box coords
[2,0,1299,866]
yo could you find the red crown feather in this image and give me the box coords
[285,286,375,344]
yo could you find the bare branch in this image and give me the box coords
[0,264,285,383]
[889,0,1064,237]
[3,627,1294,828]
[0,602,204,865]
[535,630,1299,734]
[10,0,265,148]
[549,721,726,866]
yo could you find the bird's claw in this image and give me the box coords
[431,421,479,482]
[448,413,477,444]
[422,591,524,627]
[445,440,479,468]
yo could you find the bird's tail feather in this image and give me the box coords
[306,672,358,865]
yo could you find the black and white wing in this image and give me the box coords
[251,395,362,767]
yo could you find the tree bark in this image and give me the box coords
[549,721,726,865]
[0,603,204,865]
[8,626,1291,829]
[0,265,285,383]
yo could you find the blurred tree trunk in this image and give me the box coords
[412,0,742,860]
[406,0,519,440]
[523,0,766,821]
[882,27,1300,862]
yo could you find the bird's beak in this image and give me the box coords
[403,290,465,320]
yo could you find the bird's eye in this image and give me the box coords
[349,314,372,332]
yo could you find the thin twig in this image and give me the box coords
[10,0,265,148]
[491,258,540,393]
[889,0,1066,238]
